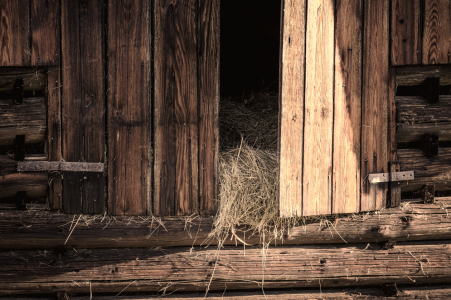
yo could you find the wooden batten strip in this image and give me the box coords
[107,0,151,216]
[61,0,105,215]
[0,97,46,146]
[332,0,362,214]
[198,0,220,215]
[396,96,451,123]
[0,0,31,66]
[0,68,46,92]
[396,65,451,86]
[30,0,60,66]
[391,0,421,66]
[154,0,199,216]
[423,0,451,65]
[361,0,389,212]
[279,0,307,217]
[2,241,451,295]
[397,122,451,142]
[302,0,334,216]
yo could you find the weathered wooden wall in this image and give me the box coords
[0,0,219,216]
[279,0,389,216]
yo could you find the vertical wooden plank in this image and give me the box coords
[279,0,307,218]
[198,0,219,215]
[61,0,105,215]
[332,0,362,214]
[361,0,389,212]
[154,0,198,216]
[31,0,60,66]
[0,0,31,66]
[423,0,451,64]
[107,0,151,216]
[302,0,334,216]
[47,67,62,210]
[389,162,401,207]
[391,0,421,66]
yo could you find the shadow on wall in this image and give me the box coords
[220,0,282,97]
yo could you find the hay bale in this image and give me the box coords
[213,93,300,246]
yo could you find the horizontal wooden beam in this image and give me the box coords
[0,173,48,199]
[397,122,451,142]
[2,199,451,249]
[401,173,451,192]
[67,285,451,299]
[398,148,451,178]
[2,241,451,295]
[396,65,451,86]
[0,97,46,145]
[0,68,46,92]
[396,96,451,123]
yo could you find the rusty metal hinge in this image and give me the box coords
[369,171,414,184]
[17,161,104,173]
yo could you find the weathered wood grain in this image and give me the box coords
[398,148,451,178]
[198,0,219,215]
[61,0,105,214]
[391,0,421,66]
[0,172,47,199]
[397,122,451,142]
[0,0,30,66]
[0,155,17,176]
[302,0,334,216]
[107,0,151,216]
[3,199,451,249]
[361,0,389,212]
[388,70,397,163]
[332,0,362,214]
[2,241,451,295]
[0,97,46,146]
[401,173,451,192]
[423,0,451,64]
[30,0,60,66]
[390,162,402,207]
[46,67,62,210]
[67,286,451,300]
[154,0,198,216]
[396,65,451,86]
[0,68,46,92]
[396,96,451,123]
[279,0,307,217]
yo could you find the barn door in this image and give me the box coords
[279,0,390,217]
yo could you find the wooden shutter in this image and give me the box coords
[154,0,219,216]
[279,0,390,217]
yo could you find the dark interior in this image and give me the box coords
[220,0,282,97]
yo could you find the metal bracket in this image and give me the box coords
[18,161,104,173]
[369,171,414,184]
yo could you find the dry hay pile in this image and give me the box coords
[211,93,300,247]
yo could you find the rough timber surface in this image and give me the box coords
[3,199,451,249]
[154,0,199,216]
[279,0,307,217]
[423,0,451,64]
[361,0,389,211]
[396,65,451,86]
[0,0,30,66]
[0,172,48,199]
[391,0,421,66]
[107,0,151,215]
[302,0,334,216]
[61,0,105,215]
[396,122,451,142]
[332,0,362,214]
[396,96,451,123]
[31,0,60,66]
[3,241,451,295]
[198,0,220,215]
[66,285,451,299]
[0,97,46,146]
[0,68,46,92]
